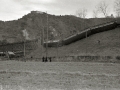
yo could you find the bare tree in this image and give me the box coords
[97,1,109,17]
[93,8,98,18]
[114,0,120,17]
[76,8,87,18]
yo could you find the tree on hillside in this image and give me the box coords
[21,22,27,30]
[93,7,99,18]
[76,8,87,18]
[97,1,109,17]
[114,0,120,17]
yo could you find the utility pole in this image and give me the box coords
[86,31,87,55]
[23,29,26,58]
[43,26,44,56]
[24,39,25,57]
[46,12,48,59]
[56,40,59,61]
[41,19,43,58]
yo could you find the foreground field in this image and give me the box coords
[0,61,120,90]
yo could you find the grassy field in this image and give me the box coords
[0,61,120,90]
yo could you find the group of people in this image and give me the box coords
[42,57,52,62]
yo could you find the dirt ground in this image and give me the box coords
[0,61,120,90]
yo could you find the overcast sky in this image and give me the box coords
[0,0,116,21]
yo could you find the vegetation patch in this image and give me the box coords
[116,56,120,60]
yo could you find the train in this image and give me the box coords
[43,21,120,47]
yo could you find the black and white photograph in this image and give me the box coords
[0,0,120,90]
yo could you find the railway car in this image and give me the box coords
[42,21,119,47]
[90,21,118,35]
[43,40,61,47]
[63,30,87,45]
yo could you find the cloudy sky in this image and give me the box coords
[0,0,116,21]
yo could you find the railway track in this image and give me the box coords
[43,20,120,47]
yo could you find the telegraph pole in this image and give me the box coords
[41,19,43,58]
[56,40,59,61]
[23,29,26,57]
[83,18,87,56]
[46,12,48,60]
[24,40,25,57]
[86,31,87,55]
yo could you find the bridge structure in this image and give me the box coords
[0,39,39,57]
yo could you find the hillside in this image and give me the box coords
[27,27,120,58]
[0,11,120,58]
[0,11,115,44]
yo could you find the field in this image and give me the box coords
[0,60,120,90]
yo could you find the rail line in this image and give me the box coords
[43,21,120,47]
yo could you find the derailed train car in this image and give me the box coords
[43,21,119,47]
[62,21,118,45]
[62,30,87,45]
[43,40,62,47]
[90,21,118,35]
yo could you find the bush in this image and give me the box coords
[116,56,120,60]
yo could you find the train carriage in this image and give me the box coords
[43,21,119,47]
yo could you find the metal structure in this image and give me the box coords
[0,39,38,56]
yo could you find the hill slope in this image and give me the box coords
[0,11,115,44]
[28,27,120,58]
[0,11,119,58]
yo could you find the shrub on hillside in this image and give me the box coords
[116,56,120,60]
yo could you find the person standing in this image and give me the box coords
[49,57,52,62]
[42,56,45,62]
